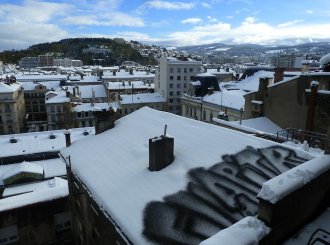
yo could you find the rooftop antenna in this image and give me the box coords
[163,124,167,138]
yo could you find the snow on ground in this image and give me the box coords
[60,107,315,245]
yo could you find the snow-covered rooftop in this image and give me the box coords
[203,90,245,110]
[60,107,315,245]
[45,90,70,103]
[0,158,66,185]
[0,127,95,158]
[0,177,68,212]
[231,117,283,135]
[0,82,21,93]
[107,80,154,90]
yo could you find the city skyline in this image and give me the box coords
[0,0,330,51]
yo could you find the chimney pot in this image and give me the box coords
[274,67,285,83]
[149,128,174,171]
[64,130,71,147]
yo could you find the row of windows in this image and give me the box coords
[169,67,198,73]
[169,91,186,96]
[169,76,194,81]
[25,93,45,98]
[169,83,187,89]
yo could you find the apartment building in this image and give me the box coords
[155,56,202,114]
[0,78,25,135]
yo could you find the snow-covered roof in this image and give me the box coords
[236,71,274,92]
[0,177,68,212]
[2,161,44,183]
[0,127,95,158]
[119,93,165,105]
[0,82,21,93]
[203,90,245,110]
[195,72,216,77]
[231,117,283,135]
[16,74,67,82]
[60,107,314,245]
[67,85,107,99]
[0,158,66,185]
[45,90,70,103]
[107,80,153,90]
[72,102,114,112]
[102,70,155,79]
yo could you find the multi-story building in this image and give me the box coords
[155,56,202,114]
[38,54,54,67]
[21,82,48,132]
[270,54,305,70]
[18,57,39,69]
[0,78,25,135]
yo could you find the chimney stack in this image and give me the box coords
[217,67,220,72]
[129,68,134,75]
[113,70,116,76]
[64,130,71,147]
[204,67,207,73]
[301,60,310,73]
[149,125,174,171]
[208,87,214,95]
[305,81,319,131]
[274,67,285,83]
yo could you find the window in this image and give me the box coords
[33,105,39,112]
[169,99,173,103]
[177,98,181,102]
[184,76,187,81]
[203,110,206,120]
[177,68,181,73]
[170,68,174,73]
[177,76,181,80]
[177,84,181,88]
[169,84,173,88]
[184,68,187,73]
[169,76,174,80]
[54,212,71,232]
[189,68,193,72]
[56,105,62,113]
[169,92,173,96]
[177,91,181,96]
[184,83,187,88]
[0,225,18,245]
[50,105,55,113]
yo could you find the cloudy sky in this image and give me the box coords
[0,0,330,51]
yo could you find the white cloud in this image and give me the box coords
[306,10,314,14]
[277,20,304,28]
[207,16,218,23]
[163,19,330,46]
[181,18,202,24]
[136,0,195,14]
[201,2,212,8]
[61,12,144,27]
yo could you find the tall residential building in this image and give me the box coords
[155,56,202,114]
[0,78,25,135]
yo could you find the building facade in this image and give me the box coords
[155,56,202,114]
[0,79,25,135]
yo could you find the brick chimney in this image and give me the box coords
[64,130,71,147]
[113,70,116,76]
[305,81,319,131]
[149,125,174,171]
[301,61,310,73]
[274,67,285,83]
[208,87,214,95]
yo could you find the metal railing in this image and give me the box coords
[276,128,328,150]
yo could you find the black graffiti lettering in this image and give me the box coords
[143,145,310,245]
